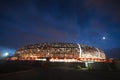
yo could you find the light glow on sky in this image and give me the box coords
[3,52,9,57]
[0,47,15,58]
[102,37,106,40]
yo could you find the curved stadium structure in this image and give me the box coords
[13,43,106,62]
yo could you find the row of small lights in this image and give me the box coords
[35,57,108,62]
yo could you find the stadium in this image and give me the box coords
[11,42,106,62]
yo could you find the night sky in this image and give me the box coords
[0,0,120,58]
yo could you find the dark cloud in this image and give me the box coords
[0,0,120,58]
[105,48,120,58]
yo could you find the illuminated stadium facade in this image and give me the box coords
[12,43,106,62]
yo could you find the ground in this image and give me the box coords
[0,67,120,80]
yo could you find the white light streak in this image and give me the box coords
[77,43,82,58]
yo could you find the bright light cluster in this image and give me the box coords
[33,58,106,62]
[50,58,78,62]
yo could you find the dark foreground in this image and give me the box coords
[0,60,120,80]
[0,67,120,80]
